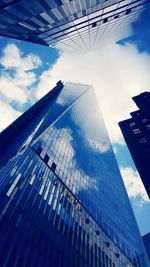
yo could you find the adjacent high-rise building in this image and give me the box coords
[119,91,150,199]
[0,81,149,267]
[142,233,150,264]
[0,0,149,50]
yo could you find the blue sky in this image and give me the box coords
[0,8,150,236]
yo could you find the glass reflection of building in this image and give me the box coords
[0,0,149,50]
[0,81,149,267]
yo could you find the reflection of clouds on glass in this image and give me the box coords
[32,83,146,258]
[34,121,99,196]
[56,82,89,107]
[72,169,98,194]
[89,139,110,153]
[51,127,74,163]
[70,88,110,151]
[50,126,99,194]
[56,95,66,106]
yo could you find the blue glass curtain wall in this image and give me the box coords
[0,82,149,266]
[0,0,149,49]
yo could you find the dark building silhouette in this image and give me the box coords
[142,233,150,264]
[142,233,150,263]
[119,91,150,199]
[0,0,149,49]
[0,82,149,267]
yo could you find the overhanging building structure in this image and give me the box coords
[0,0,150,49]
[0,81,149,267]
[119,91,150,199]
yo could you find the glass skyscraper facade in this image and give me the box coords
[119,91,150,199]
[0,0,149,49]
[0,81,149,267]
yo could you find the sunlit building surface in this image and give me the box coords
[119,91,150,199]
[0,0,149,50]
[0,81,149,266]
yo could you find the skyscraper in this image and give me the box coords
[0,81,149,267]
[142,233,150,263]
[0,0,149,50]
[119,91,150,199]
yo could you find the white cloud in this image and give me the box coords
[0,43,41,106]
[35,43,150,144]
[1,32,150,148]
[35,67,56,99]
[0,100,21,132]
[120,166,149,205]
[1,44,41,70]
[0,72,36,104]
[0,43,42,133]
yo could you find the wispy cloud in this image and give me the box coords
[1,44,41,71]
[0,71,36,104]
[0,100,21,132]
[0,43,41,105]
[120,166,149,206]
[0,43,42,132]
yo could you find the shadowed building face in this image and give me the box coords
[119,91,150,200]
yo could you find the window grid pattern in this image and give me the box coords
[30,86,147,266]
[0,0,149,49]
[0,146,137,267]
[127,113,150,147]
[0,83,148,267]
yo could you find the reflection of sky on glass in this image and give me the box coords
[118,8,150,53]
[32,83,146,259]
[32,83,90,143]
